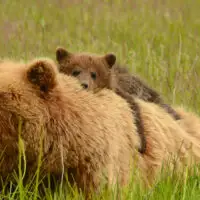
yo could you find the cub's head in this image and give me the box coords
[56,47,116,91]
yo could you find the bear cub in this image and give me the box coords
[55,47,180,154]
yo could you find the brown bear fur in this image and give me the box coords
[55,47,180,154]
[0,58,200,197]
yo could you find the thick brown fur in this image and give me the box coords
[1,58,200,197]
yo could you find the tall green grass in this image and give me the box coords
[0,0,200,199]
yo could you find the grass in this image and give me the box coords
[0,0,200,199]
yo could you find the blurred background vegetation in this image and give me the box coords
[0,0,200,112]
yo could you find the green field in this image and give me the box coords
[1,0,200,199]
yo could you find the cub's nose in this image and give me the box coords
[81,83,88,89]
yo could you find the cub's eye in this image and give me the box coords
[72,70,80,77]
[91,72,96,80]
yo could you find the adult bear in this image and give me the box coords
[0,58,198,197]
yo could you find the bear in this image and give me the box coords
[55,47,180,154]
[0,58,142,196]
[0,57,200,198]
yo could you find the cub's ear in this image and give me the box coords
[56,47,72,62]
[27,59,57,93]
[104,53,116,69]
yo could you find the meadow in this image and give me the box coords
[0,0,200,199]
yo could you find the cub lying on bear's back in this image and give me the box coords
[55,47,180,154]
[55,47,180,120]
